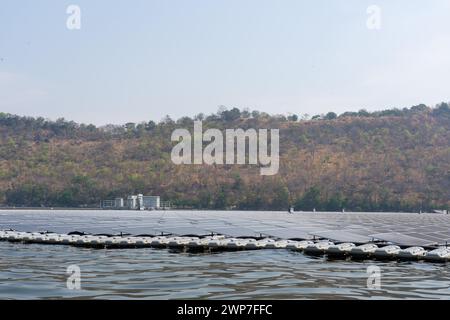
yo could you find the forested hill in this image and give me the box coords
[1,103,450,212]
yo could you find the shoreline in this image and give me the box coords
[0,207,443,215]
[0,207,102,211]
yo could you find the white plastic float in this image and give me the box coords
[304,240,334,255]
[241,238,259,250]
[244,238,274,250]
[25,233,42,243]
[62,235,78,244]
[286,240,314,251]
[42,234,61,244]
[187,236,225,250]
[327,243,356,256]
[206,238,224,249]
[349,244,378,257]
[186,238,206,250]
[104,237,122,247]
[119,237,139,248]
[424,247,450,262]
[150,236,172,248]
[94,236,111,245]
[0,230,12,239]
[373,245,401,259]
[57,234,74,244]
[265,239,298,249]
[225,238,251,250]
[109,236,139,248]
[15,232,32,243]
[7,231,28,242]
[134,237,154,248]
[202,237,247,250]
[31,233,47,243]
[167,237,199,249]
[3,231,17,241]
[73,235,96,246]
[397,246,427,260]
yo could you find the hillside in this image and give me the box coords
[1,103,450,212]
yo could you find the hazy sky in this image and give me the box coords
[1,0,450,125]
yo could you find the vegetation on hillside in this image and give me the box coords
[1,102,450,212]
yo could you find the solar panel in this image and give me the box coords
[2,210,450,247]
[158,226,212,236]
[258,228,314,240]
[207,227,262,238]
[370,232,438,246]
[311,230,372,243]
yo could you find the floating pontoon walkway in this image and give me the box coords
[1,210,450,262]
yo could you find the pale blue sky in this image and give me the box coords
[1,0,450,125]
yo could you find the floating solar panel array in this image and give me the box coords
[1,210,450,250]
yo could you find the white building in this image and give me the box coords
[101,200,115,208]
[137,194,144,210]
[143,196,160,209]
[127,195,138,210]
[115,198,124,208]
[103,194,161,210]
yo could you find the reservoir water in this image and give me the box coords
[2,209,450,299]
[1,241,450,299]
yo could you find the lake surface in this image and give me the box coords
[1,241,450,300]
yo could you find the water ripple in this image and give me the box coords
[1,242,450,299]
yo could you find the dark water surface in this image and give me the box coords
[1,241,449,299]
